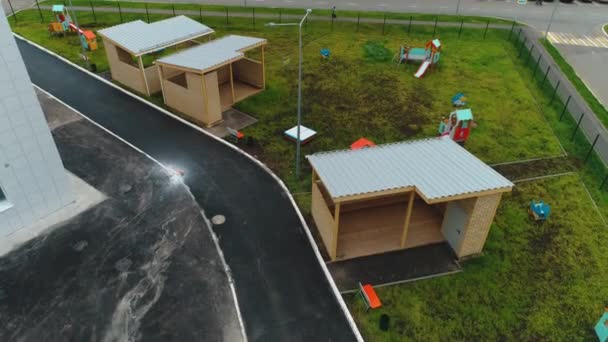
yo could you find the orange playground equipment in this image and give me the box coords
[48,5,98,51]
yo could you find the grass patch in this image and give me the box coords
[541,39,608,128]
[347,174,608,340]
[10,9,562,194]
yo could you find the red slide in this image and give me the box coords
[68,22,84,35]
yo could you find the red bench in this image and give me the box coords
[358,282,382,310]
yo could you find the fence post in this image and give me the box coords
[559,95,571,121]
[571,113,584,141]
[172,4,176,16]
[35,0,43,23]
[550,80,560,105]
[585,134,600,163]
[532,55,541,78]
[432,16,438,37]
[458,18,463,38]
[356,13,360,32]
[382,14,386,35]
[540,65,551,88]
[252,8,255,29]
[508,21,515,40]
[145,3,150,23]
[408,16,412,35]
[483,20,489,39]
[199,6,203,22]
[518,37,527,57]
[7,0,17,23]
[526,45,535,64]
[225,7,229,25]
[117,2,123,23]
[88,1,96,23]
[601,174,608,190]
[516,28,522,43]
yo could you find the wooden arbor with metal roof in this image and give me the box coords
[307,137,513,261]
[155,35,267,128]
[97,16,214,96]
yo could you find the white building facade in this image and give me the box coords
[0,7,72,236]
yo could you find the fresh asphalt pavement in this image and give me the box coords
[16,38,357,341]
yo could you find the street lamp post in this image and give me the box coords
[544,0,559,40]
[266,9,312,178]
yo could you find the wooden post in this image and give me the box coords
[332,203,341,260]
[229,63,236,103]
[261,46,266,89]
[138,56,151,97]
[400,192,416,248]
[157,65,166,105]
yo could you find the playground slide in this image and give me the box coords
[414,60,431,79]
[68,22,84,35]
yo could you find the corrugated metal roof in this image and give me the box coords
[156,35,267,72]
[307,137,513,201]
[97,16,214,55]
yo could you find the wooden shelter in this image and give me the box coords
[307,137,514,261]
[97,16,214,96]
[155,35,267,127]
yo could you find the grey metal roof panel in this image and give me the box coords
[307,137,513,201]
[97,16,214,55]
[156,35,267,72]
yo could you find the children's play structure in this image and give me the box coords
[438,108,474,144]
[396,39,441,78]
[350,137,376,150]
[596,307,608,342]
[452,92,467,107]
[529,200,551,221]
[307,137,513,261]
[48,5,98,51]
[320,48,330,59]
[97,16,215,96]
[156,35,267,127]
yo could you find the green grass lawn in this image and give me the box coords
[10,9,562,196]
[541,39,608,128]
[347,173,608,340]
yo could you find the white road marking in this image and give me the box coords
[548,31,608,49]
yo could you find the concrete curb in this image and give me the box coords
[14,33,363,342]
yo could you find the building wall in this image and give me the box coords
[311,181,335,259]
[163,69,207,124]
[144,64,161,94]
[457,193,503,257]
[103,39,147,94]
[0,8,72,236]
[233,58,264,88]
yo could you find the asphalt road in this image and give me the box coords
[15,38,357,342]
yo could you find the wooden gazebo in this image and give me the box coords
[307,137,514,261]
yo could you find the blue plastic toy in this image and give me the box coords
[452,93,467,107]
[529,200,551,221]
[320,48,330,59]
[596,309,608,342]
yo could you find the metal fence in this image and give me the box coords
[510,27,608,187]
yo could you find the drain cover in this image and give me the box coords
[211,215,226,225]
